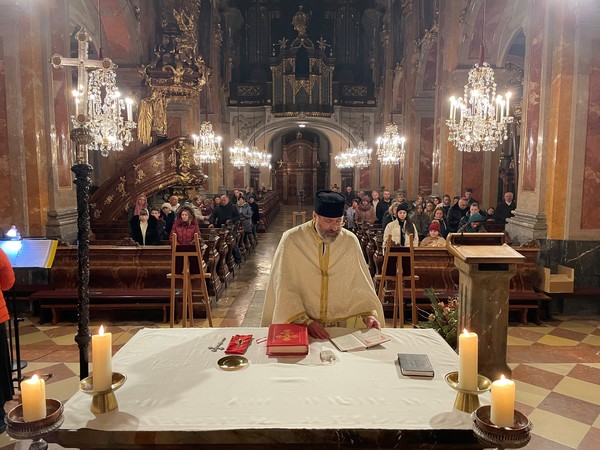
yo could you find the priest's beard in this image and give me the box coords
[314,221,341,244]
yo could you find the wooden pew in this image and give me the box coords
[256,191,280,232]
[371,240,550,325]
[31,243,226,323]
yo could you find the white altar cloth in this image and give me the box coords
[61,327,488,432]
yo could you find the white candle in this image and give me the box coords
[125,98,133,122]
[92,325,113,392]
[458,329,478,390]
[21,374,46,422]
[505,92,511,115]
[491,374,516,427]
[72,90,79,117]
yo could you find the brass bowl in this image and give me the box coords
[472,405,533,448]
[6,399,64,439]
[218,355,249,371]
[445,371,492,394]
[79,372,127,394]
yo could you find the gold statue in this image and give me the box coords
[138,90,167,145]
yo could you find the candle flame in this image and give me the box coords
[99,324,105,335]
[462,328,469,335]
[31,374,39,382]
[500,374,506,381]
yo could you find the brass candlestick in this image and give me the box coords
[472,405,533,449]
[79,372,126,414]
[445,371,491,413]
[5,398,64,450]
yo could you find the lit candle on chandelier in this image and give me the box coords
[505,92,511,116]
[125,97,134,122]
[72,89,80,117]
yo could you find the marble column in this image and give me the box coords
[454,258,517,381]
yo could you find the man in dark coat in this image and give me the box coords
[447,197,469,233]
[494,192,516,224]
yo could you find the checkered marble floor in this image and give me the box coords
[2,207,599,449]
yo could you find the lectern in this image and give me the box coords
[446,233,525,381]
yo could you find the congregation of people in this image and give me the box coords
[342,187,516,249]
[126,186,262,258]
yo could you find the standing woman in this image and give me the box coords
[0,248,15,433]
[170,205,200,245]
[383,205,419,249]
[127,194,148,223]
[130,208,160,245]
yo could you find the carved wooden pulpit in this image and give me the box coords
[446,233,525,381]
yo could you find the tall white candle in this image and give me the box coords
[21,374,46,422]
[458,329,478,390]
[92,325,113,392]
[491,374,516,427]
[125,98,133,122]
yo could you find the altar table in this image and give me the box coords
[51,327,488,449]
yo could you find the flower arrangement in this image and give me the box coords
[418,288,459,348]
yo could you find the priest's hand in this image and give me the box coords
[363,315,381,330]
[307,321,330,339]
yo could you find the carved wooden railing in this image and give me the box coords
[90,137,207,235]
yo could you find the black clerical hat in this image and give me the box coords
[314,190,345,218]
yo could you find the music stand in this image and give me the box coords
[0,239,57,386]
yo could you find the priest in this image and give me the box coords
[262,190,384,338]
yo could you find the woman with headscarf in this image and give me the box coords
[170,205,200,245]
[355,195,376,225]
[383,204,419,249]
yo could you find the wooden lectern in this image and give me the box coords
[446,233,525,381]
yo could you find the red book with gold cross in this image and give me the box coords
[266,324,309,356]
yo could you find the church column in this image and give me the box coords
[507,0,573,244]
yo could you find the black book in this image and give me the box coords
[397,353,434,377]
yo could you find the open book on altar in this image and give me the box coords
[330,328,390,352]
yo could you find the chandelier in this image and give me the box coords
[447,63,513,152]
[376,122,406,165]
[81,68,136,156]
[247,145,271,168]
[447,1,513,152]
[229,138,249,168]
[334,151,354,169]
[352,109,372,168]
[193,121,222,164]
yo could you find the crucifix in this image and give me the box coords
[51,27,116,380]
[51,28,115,163]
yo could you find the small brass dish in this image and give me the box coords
[6,399,64,439]
[218,355,249,371]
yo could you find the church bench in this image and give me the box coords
[32,289,172,325]
[371,244,550,325]
[41,244,223,319]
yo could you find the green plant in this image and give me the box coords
[418,288,459,348]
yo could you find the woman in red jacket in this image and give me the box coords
[169,205,200,245]
[0,248,15,433]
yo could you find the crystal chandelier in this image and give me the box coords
[247,145,271,168]
[352,109,372,168]
[376,122,406,165]
[447,63,513,152]
[193,121,222,164]
[334,151,354,169]
[81,67,136,156]
[229,138,249,168]
[447,1,513,152]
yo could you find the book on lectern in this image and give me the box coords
[266,323,309,356]
[0,239,58,268]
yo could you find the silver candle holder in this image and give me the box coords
[472,405,533,449]
[5,398,64,450]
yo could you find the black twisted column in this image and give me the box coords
[70,126,94,379]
